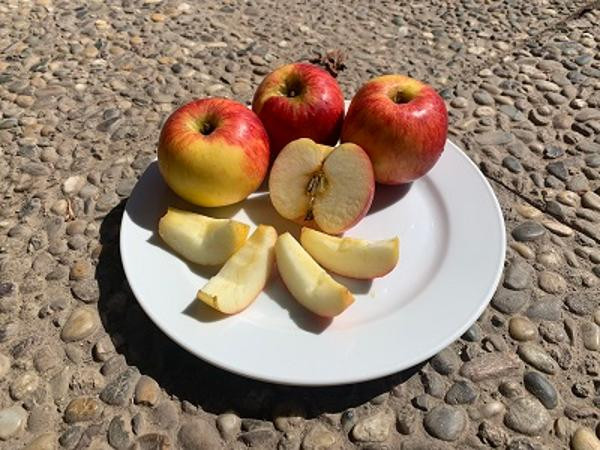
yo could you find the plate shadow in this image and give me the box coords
[97,196,426,420]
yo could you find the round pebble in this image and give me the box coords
[517,343,558,374]
[216,413,241,440]
[445,381,477,405]
[64,397,103,423]
[302,423,339,450]
[581,322,600,351]
[423,405,467,441]
[571,427,600,450]
[504,397,550,436]
[23,432,56,450]
[512,221,546,241]
[0,406,27,440]
[351,411,392,442]
[61,307,99,342]
[134,375,160,406]
[509,317,537,341]
[538,271,567,294]
[10,372,39,400]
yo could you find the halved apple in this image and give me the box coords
[269,138,375,234]
[158,207,250,265]
[197,225,277,314]
[300,227,399,279]
[275,232,354,318]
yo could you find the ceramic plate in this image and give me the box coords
[120,139,505,386]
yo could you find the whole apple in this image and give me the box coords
[341,75,448,184]
[252,62,345,156]
[158,98,270,207]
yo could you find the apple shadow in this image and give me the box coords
[125,161,244,232]
[264,273,332,335]
[368,182,412,214]
[242,192,302,239]
[182,297,227,323]
[331,274,373,295]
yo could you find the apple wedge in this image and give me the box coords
[158,207,250,266]
[197,225,277,314]
[275,232,354,318]
[300,227,399,279]
[269,138,375,234]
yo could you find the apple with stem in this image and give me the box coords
[269,138,375,234]
[252,63,345,156]
[341,75,448,184]
[158,98,270,207]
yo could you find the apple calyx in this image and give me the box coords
[281,76,304,99]
[391,89,412,104]
[197,116,218,136]
[304,170,327,221]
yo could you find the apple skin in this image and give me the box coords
[252,62,345,156]
[341,75,448,185]
[158,98,270,207]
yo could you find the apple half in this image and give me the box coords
[300,227,399,279]
[269,138,375,234]
[197,225,277,314]
[158,207,250,265]
[275,232,354,318]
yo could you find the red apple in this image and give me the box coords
[341,75,448,184]
[252,62,345,156]
[158,98,270,207]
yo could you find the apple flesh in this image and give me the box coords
[300,227,399,279]
[341,74,448,184]
[158,98,270,207]
[269,138,375,234]
[252,62,345,156]
[158,207,250,266]
[197,225,277,314]
[275,233,354,318]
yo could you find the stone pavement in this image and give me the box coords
[0,0,599,449]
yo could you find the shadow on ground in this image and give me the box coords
[97,200,422,419]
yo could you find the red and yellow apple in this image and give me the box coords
[252,63,345,156]
[158,98,270,207]
[341,75,448,184]
[269,138,375,235]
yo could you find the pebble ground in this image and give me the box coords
[1,0,600,449]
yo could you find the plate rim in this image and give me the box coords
[119,139,506,386]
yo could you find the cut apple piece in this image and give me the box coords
[197,225,277,314]
[158,207,250,266]
[300,227,399,279]
[269,138,375,234]
[275,232,354,318]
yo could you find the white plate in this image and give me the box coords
[120,140,505,386]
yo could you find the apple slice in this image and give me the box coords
[197,225,277,314]
[158,207,250,266]
[275,232,354,318]
[269,138,375,234]
[300,227,399,279]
